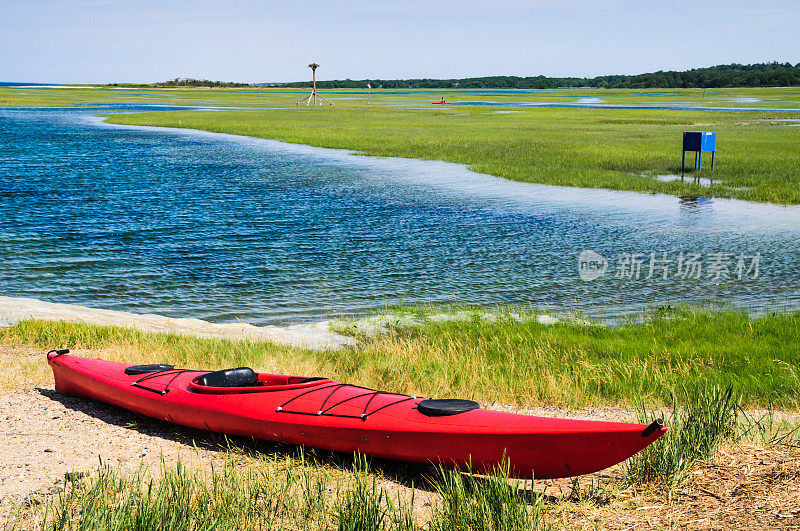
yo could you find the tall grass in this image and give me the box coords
[624,385,740,487]
[330,305,800,407]
[335,456,417,531]
[3,305,800,407]
[5,453,555,531]
[31,456,333,530]
[429,464,550,531]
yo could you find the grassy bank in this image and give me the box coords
[105,104,800,204]
[2,306,799,407]
[3,309,799,529]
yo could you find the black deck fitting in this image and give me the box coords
[641,418,664,437]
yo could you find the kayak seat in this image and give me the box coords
[194,367,259,387]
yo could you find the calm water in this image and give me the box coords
[1,107,799,324]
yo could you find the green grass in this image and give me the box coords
[104,104,800,204]
[2,85,799,108]
[28,455,397,530]
[335,456,418,531]
[0,86,305,107]
[2,305,799,407]
[429,464,550,531]
[5,452,549,530]
[3,311,799,529]
[334,304,800,407]
[2,85,800,203]
[624,385,740,487]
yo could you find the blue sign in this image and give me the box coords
[682,131,716,173]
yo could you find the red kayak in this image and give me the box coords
[432,101,450,105]
[47,351,665,478]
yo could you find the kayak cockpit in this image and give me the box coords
[188,367,332,394]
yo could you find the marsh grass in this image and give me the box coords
[429,464,550,531]
[106,101,800,204]
[2,332,797,529]
[30,457,332,530]
[337,305,800,407]
[0,318,327,393]
[624,385,740,487]
[7,453,410,531]
[2,304,799,407]
[5,452,554,531]
[335,456,417,531]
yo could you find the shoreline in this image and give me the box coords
[0,296,353,350]
[101,113,800,210]
[94,113,800,217]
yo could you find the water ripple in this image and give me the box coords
[1,107,799,325]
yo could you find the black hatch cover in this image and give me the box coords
[418,399,480,417]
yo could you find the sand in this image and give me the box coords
[0,296,354,350]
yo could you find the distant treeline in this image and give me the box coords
[283,62,800,89]
[105,78,251,88]
[157,78,251,88]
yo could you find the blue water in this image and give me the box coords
[0,82,54,87]
[2,107,800,325]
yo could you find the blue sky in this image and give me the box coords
[1,0,798,83]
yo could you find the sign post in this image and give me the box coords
[681,131,716,180]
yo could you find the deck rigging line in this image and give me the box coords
[132,369,195,395]
[276,383,416,421]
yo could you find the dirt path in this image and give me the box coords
[0,387,227,510]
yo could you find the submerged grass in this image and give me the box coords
[1,305,799,407]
